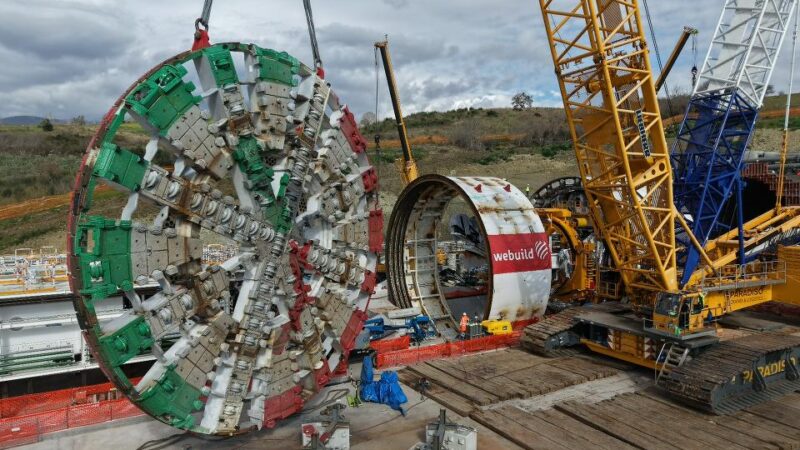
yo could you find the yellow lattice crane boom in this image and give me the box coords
[540,0,681,297]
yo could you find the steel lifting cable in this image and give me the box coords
[374,45,382,185]
[642,0,675,117]
[192,0,213,50]
[691,31,699,87]
[303,0,324,76]
[198,0,213,29]
[775,5,800,212]
[783,6,798,133]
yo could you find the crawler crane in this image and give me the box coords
[526,0,800,414]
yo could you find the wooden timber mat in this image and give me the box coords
[399,348,800,449]
[472,390,800,450]
[397,347,626,414]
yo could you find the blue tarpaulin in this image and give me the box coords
[359,356,408,414]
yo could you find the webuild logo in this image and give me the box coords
[488,233,550,274]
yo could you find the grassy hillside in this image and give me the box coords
[0,99,794,253]
[360,107,578,206]
[0,123,148,252]
[0,124,148,206]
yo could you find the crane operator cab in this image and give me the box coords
[649,292,716,339]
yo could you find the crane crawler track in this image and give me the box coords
[663,332,800,414]
[521,308,584,356]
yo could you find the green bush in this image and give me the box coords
[539,142,572,158]
[477,150,510,165]
[39,119,54,132]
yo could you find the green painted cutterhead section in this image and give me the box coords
[98,315,154,368]
[203,46,239,87]
[93,142,149,191]
[73,216,133,307]
[125,64,201,134]
[136,365,205,430]
[255,48,300,85]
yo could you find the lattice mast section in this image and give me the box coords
[672,0,798,285]
[538,0,679,297]
[697,0,798,107]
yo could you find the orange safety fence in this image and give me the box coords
[743,162,800,205]
[368,334,411,353]
[375,331,522,368]
[0,378,145,449]
[0,378,140,418]
[0,165,174,222]
[0,398,144,449]
[374,318,537,369]
[0,185,113,222]
[662,106,800,128]
[377,132,528,151]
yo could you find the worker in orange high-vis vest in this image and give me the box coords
[459,313,469,338]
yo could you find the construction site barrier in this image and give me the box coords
[0,378,146,449]
[0,398,144,449]
[373,318,537,368]
[743,162,800,205]
[0,377,139,419]
[375,330,523,368]
[368,334,411,353]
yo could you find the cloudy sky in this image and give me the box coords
[0,0,797,121]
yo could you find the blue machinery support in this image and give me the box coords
[672,89,758,284]
[671,0,798,285]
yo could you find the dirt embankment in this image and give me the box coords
[1,103,793,253]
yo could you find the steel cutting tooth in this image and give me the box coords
[68,43,380,435]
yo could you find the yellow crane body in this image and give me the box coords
[528,0,800,414]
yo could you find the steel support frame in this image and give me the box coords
[672,0,797,285]
[539,0,679,296]
[672,89,758,284]
[694,0,797,108]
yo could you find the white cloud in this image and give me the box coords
[1,0,791,122]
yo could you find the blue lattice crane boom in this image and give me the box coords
[672,0,798,285]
